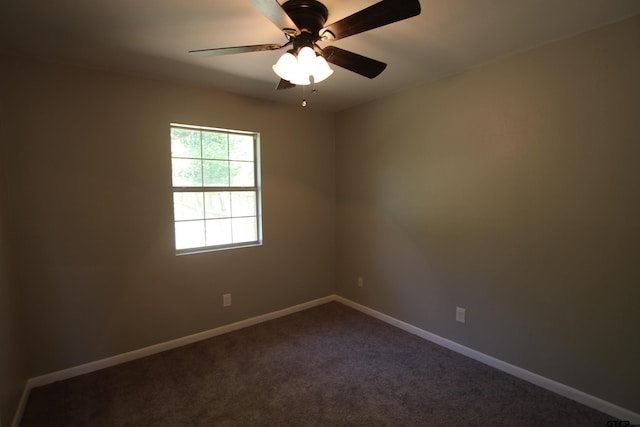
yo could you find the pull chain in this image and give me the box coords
[301,78,318,107]
[302,84,307,107]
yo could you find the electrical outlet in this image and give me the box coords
[223,293,231,307]
[357,276,364,288]
[456,307,466,323]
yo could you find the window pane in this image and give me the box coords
[205,192,231,219]
[172,158,202,187]
[175,221,205,249]
[203,160,229,186]
[174,192,204,220]
[232,217,257,243]
[229,134,254,161]
[206,219,233,246]
[231,192,256,217]
[202,131,228,160]
[171,128,201,158]
[230,161,254,187]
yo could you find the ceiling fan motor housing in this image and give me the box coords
[282,0,329,36]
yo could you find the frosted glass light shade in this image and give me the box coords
[290,72,311,85]
[272,47,334,85]
[312,56,334,83]
[272,52,297,82]
[297,47,317,73]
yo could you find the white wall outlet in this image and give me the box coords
[223,293,231,307]
[357,276,364,288]
[456,307,466,323]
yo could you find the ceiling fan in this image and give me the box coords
[190,0,421,91]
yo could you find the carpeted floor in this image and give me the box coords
[21,302,614,426]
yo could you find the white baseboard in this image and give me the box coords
[12,294,639,426]
[334,295,640,424]
[11,295,333,427]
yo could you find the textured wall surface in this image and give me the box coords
[2,57,336,378]
[0,102,24,427]
[336,16,640,413]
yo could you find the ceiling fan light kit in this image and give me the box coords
[190,0,421,102]
[272,47,333,85]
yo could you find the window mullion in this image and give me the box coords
[201,191,207,246]
[199,130,205,187]
[228,133,233,243]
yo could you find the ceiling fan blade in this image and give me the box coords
[276,79,296,90]
[323,46,387,79]
[322,0,421,41]
[248,0,300,34]
[189,44,283,57]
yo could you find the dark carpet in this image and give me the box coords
[21,302,614,426]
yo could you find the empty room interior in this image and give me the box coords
[1,0,639,425]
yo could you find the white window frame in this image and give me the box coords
[170,123,262,255]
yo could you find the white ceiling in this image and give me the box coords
[1,0,639,111]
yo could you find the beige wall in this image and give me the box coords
[2,56,336,380]
[336,15,640,413]
[0,92,24,427]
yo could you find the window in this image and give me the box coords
[170,123,262,254]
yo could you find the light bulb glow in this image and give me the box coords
[290,73,311,85]
[272,52,297,81]
[272,47,334,86]
[312,56,334,83]
[297,47,316,73]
